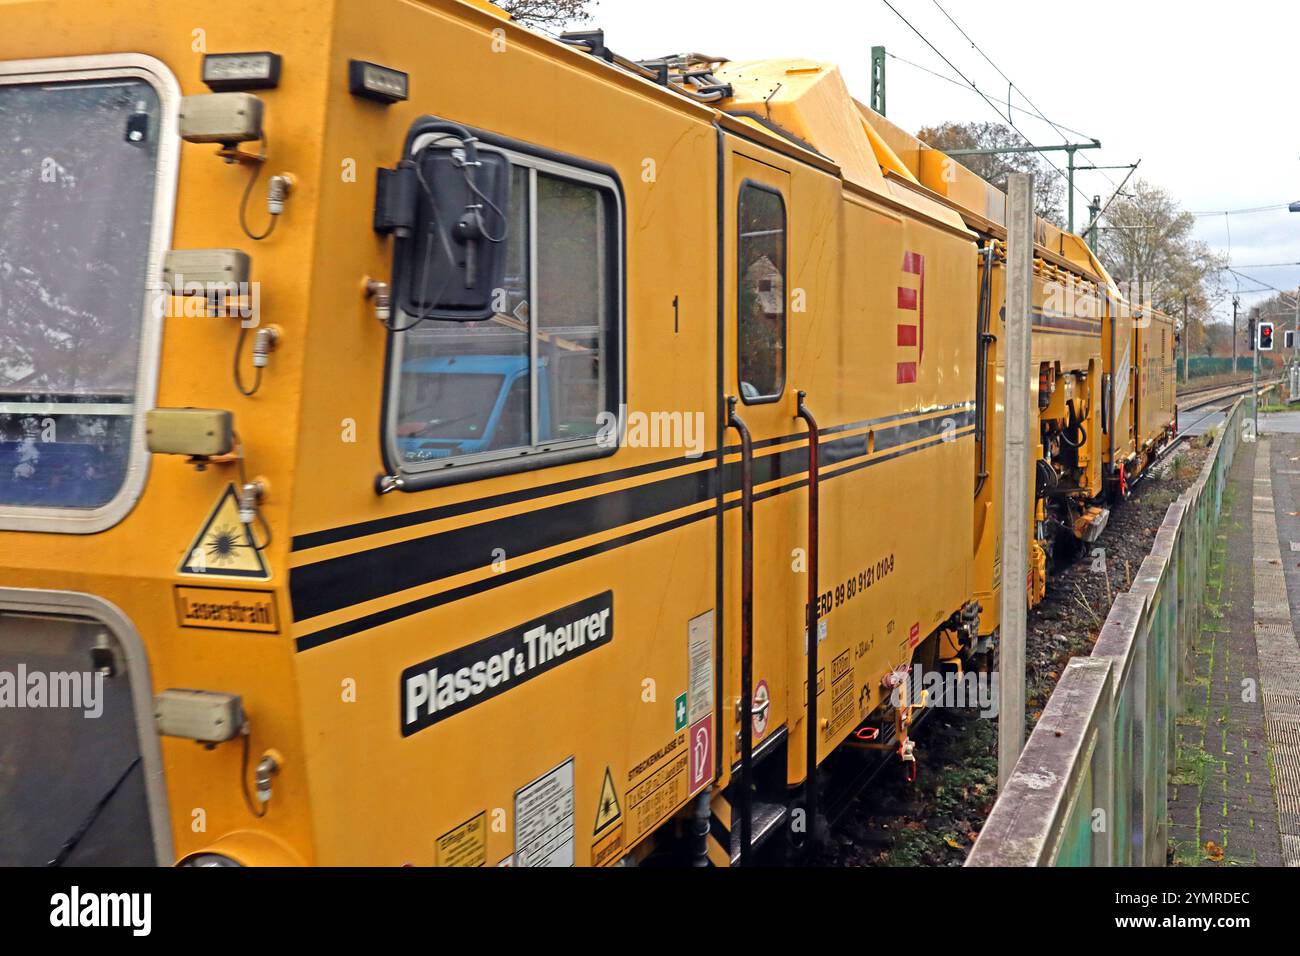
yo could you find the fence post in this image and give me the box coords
[999,172,1035,788]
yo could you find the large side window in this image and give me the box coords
[0,65,174,528]
[388,146,621,480]
[737,182,787,402]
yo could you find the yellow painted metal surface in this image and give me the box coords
[0,0,1171,866]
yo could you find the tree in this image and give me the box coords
[1197,319,1230,358]
[1096,179,1228,341]
[916,121,1066,228]
[492,0,595,28]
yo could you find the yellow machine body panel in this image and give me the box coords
[0,0,980,867]
[0,0,1170,867]
[1135,308,1177,458]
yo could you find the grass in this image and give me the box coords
[1194,428,1220,449]
[874,716,999,867]
[1171,744,1217,787]
[1167,480,1234,865]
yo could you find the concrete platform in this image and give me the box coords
[1169,421,1300,866]
[1261,411,1300,434]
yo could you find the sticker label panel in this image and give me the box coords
[687,610,714,724]
[174,586,279,633]
[626,734,688,844]
[436,812,486,867]
[514,757,575,867]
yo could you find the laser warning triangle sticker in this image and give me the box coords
[593,765,622,835]
[178,484,271,580]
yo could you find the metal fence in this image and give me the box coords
[967,397,1245,866]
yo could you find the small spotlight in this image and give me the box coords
[1289,200,1300,213]
[202,52,282,92]
[349,59,408,104]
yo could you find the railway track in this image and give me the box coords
[1153,377,1281,470]
[1176,376,1280,412]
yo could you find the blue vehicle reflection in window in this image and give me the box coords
[396,355,545,462]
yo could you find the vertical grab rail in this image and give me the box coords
[726,395,755,866]
[795,391,820,856]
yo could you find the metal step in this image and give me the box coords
[729,724,787,775]
[729,799,788,865]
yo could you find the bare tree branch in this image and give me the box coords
[917,121,1067,229]
[492,0,595,28]
[1096,179,1227,335]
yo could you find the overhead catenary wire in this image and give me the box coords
[879,0,1097,216]
[926,0,1121,192]
[883,52,1097,142]
[1225,261,1300,269]
[1191,203,1290,217]
[1223,266,1299,303]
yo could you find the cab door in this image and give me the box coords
[718,144,805,856]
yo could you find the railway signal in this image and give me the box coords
[1259,321,1274,350]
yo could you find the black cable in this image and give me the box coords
[1059,423,1085,449]
[232,323,262,396]
[383,138,466,333]
[231,433,272,552]
[238,132,276,241]
[47,756,142,866]
[384,131,511,332]
[464,173,508,243]
[254,509,273,552]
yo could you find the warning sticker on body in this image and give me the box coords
[514,757,575,867]
[178,484,271,580]
[591,765,625,867]
[826,649,856,738]
[594,766,622,834]
[436,812,486,867]
[687,610,714,724]
[626,733,688,844]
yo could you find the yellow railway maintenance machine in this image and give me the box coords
[862,110,1175,643]
[0,0,1166,867]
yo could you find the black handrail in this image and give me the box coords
[795,390,820,858]
[726,394,755,866]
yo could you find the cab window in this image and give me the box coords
[387,148,622,479]
[0,72,171,526]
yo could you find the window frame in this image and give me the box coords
[0,53,181,534]
[735,179,788,406]
[382,124,625,491]
[0,586,174,864]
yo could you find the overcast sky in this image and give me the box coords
[588,0,1300,324]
